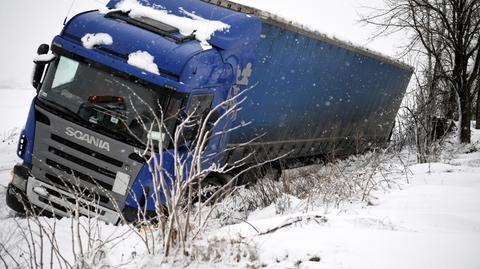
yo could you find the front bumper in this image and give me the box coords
[7,163,156,224]
[7,163,121,223]
[26,176,122,224]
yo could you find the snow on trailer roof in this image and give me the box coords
[203,0,414,72]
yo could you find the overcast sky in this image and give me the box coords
[0,0,408,89]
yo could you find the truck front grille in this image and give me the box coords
[45,159,113,191]
[30,105,144,221]
[40,140,120,209]
[48,146,117,178]
[51,134,123,167]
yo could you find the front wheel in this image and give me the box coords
[6,184,28,214]
[193,173,234,204]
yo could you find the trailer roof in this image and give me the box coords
[202,0,414,72]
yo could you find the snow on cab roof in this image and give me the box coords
[105,0,261,50]
[106,0,230,50]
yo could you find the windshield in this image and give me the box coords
[39,55,183,148]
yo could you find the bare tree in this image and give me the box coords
[363,0,480,143]
[412,39,447,162]
[475,75,480,129]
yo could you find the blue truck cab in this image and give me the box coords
[6,0,412,223]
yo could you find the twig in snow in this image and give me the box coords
[257,215,327,236]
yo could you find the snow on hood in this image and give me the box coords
[127,50,160,75]
[113,0,230,49]
[81,33,113,49]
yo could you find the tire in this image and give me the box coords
[193,173,234,204]
[238,163,282,186]
[6,184,28,214]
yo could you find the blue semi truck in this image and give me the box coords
[6,0,412,223]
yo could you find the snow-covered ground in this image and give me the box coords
[0,89,35,188]
[223,147,480,269]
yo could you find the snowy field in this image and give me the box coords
[1,0,479,268]
[1,91,480,268]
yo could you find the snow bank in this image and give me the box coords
[127,50,160,75]
[214,145,480,268]
[81,33,113,49]
[114,0,230,49]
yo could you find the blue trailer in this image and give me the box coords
[6,0,412,223]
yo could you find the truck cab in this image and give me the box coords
[7,0,261,223]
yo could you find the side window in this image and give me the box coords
[182,94,214,142]
[51,57,79,88]
[188,94,214,117]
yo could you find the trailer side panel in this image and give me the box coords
[227,22,412,162]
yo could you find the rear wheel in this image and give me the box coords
[237,163,282,186]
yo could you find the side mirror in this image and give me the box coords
[206,110,220,129]
[37,44,50,55]
[32,44,54,90]
[204,110,220,142]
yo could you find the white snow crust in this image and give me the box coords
[114,0,230,49]
[32,186,49,197]
[81,33,113,49]
[127,50,160,75]
[33,53,56,63]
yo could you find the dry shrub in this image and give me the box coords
[188,235,259,266]
[235,148,407,213]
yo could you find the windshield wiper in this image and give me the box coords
[37,97,145,148]
[110,127,145,147]
[38,97,83,123]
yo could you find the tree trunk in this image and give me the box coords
[459,94,471,143]
[476,85,480,129]
[444,90,458,120]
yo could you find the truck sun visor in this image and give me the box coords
[105,11,196,44]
